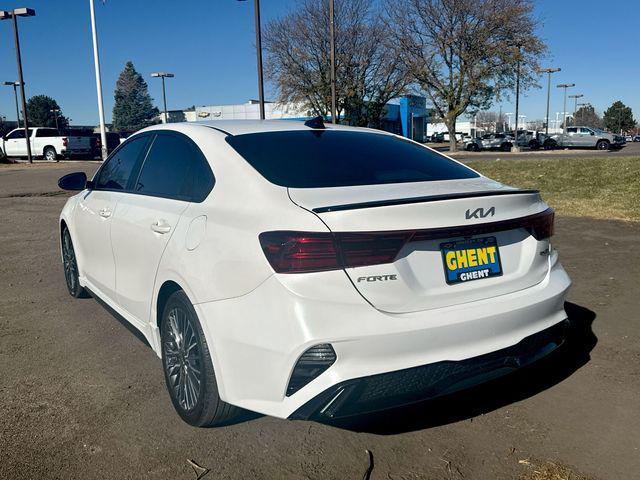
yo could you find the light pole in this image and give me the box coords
[151,72,174,123]
[505,112,513,131]
[1,8,35,163]
[3,81,21,125]
[238,0,265,120]
[88,0,108,160]
[329,0,337,124]
[557,83,575,137]
[539,67,561,136]
[50,108,61,130]
[568,94,583,126]
[513,45,522,151]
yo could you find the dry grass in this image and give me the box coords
[465,156,640,222]
[519,461,594,480]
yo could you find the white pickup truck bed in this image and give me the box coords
[1,127,92,160]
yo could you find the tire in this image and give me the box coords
[529,140,541,150]
[501,142,512,152]
[61,228,89,298]
[543,139,557,150]
[596,140,610,150]
[160,290,243,427]
[44,146,58,162]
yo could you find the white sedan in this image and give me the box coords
[58,119,571,426]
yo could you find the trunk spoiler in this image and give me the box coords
[311,189,540,213]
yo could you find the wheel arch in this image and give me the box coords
[43,144,57,155]
[156,280,183,331]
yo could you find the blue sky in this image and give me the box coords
[0,0,637,125]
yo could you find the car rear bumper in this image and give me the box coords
[290,318,568,420]
[195,259,571,419]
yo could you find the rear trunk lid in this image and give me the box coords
[289,178,552,313]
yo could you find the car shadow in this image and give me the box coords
[322,302,597,435]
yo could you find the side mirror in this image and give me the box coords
[590,132,594,136]
[58,171,88,191]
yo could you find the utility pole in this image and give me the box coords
[539,67,561,137]
[329,0,337,124]
[89,0,108,160]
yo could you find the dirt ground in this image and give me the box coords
[1,163,639,480]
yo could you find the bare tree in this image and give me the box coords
[263,0,410,127]
[388,0,545,150]
[475,111,498,132]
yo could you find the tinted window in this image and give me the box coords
[7,129,26,139]
[567,127,578,134]
[96,136,149,190]
[133,133,214,201]
[226,130,478,188]
[36,128,59,138]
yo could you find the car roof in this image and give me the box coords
[139,119,389,138]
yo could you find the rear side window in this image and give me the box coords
[133,133,214,202]
[225,130,478,188]
[36,128,59,138]
[96,136,149,190]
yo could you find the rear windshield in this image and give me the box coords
[226,130,479,188]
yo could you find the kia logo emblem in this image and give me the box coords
[465,207,496,219]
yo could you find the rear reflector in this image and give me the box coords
[259,208,554,274]
[286,344,336,396]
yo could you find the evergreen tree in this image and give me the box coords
[603,100,636,133]
[112,61,159,131]
[26,95,68,129]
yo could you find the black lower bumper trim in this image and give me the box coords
[289,320,569,420]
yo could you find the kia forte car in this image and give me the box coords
[58,118,571,427]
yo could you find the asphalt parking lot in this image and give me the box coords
[1,163,639,480]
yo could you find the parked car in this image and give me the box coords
[0,127,92,160]
[546,126,625,150]
[625,135,633,142]
[464,133,514,151]
[634,135,640,142]
[58,119,570,426]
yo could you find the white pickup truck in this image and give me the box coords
[0,127,92,160]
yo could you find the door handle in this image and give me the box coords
[151,220,171,234]
[99,208,112,218]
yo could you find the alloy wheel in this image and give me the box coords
[163,307,202,412]
[62,231,78,294]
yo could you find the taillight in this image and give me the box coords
[62,137,68,147]
[259,208,554,274]
[259,231,340,273]
[528,208,554,240]
[337,232,411,268]
[259,231,410,273]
